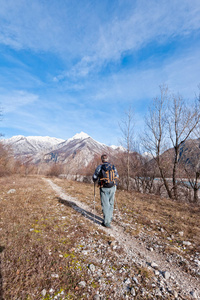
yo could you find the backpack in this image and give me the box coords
[99,163,118,188]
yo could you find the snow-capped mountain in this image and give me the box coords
[66,132,91,142]
[43,132,121,171]
[2,135,65,158]
[1,132,124,171]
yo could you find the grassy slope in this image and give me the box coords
[0,175,199,299]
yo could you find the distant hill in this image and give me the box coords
[147,138,200,177]
[179,138,200,171]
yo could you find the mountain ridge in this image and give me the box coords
[1,132,125,173]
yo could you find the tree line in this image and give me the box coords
[118,85,200,204]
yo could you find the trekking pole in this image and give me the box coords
[93,182,96,223]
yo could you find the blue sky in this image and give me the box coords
[0,0,200,146]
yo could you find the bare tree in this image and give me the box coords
[179,87,200,203]
[143,85,200,201]
[168,94,200,200]
[119,106,135,191]
[142,85,173,198]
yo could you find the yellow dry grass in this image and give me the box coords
[1,175,159,300]
[53,177,200,259]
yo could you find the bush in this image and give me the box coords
[0,142,12,176]
[46,163,63,177]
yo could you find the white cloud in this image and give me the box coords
[53,0,200,80]
[0,90,39,113]
[1,0,200,78]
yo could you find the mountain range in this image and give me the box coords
[1,132,125,173]
[2,133,199,176]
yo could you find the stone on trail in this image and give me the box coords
[183,241,191,246]
[78,281,86,288]
[163,271,170,280]
[190,290,198,299]
[41,289,47,297]
[151,262,159,269]
[7,189,16,194]
[89,263,96,272]
[130,287,136,296]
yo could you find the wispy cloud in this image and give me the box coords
[0,0,200,144]
[56,0,200,79]
[0,90,39,113]
[1,0,200,78]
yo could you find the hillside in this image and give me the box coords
[0,175,199,299]
[145,138,200,178]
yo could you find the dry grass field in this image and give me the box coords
[0,175,200,299]
[53,177,200,259]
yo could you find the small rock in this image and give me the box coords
[41,289,47,297]
[124,278,131,285]
[190,291,198,299]
[78,281,86,288]
[174,291,178,298]
[49,288,55,294]
[155,288,162,296]
[151,262,159,269]
[183,241,191,246]
[98,276,104,283]
[89,264,96,272]
[154,270,160,276]
[163,271,170,280]
[194,259,200,267]
[130,287,136,296]
[51,273,59,278]
[179,231,184,237]
[7,189,16,194]
[93,295,100,300]
[133,276,139,284]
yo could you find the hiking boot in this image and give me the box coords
[101,222,112,228]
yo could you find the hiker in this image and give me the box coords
[93,154,119,228]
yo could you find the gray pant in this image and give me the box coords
[100,185,116,226]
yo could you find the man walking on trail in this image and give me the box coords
[93,154,119,228]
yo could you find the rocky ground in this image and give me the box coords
[44,178,200,300]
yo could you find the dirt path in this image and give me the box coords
[44,178,200,299]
